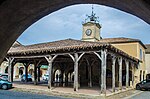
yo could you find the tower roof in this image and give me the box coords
[83,5,99,23]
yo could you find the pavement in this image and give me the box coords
[0,90,67,99]
[11,82,142,99]
[129,91,150,99]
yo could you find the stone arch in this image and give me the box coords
[0,0,150,64]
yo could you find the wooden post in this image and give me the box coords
[71,53,85,91]
[45,55,58,90]
[7,57,14,82]
[38,67,41,82]
[25,65,28,82]
[125,60,129,88]
[23,63,30,82]
[74,53,78,91]
[112,55,116,92]
[101,50,107,94]
[88,65,92,87]
[85,58,92,88]
[11,64,14,82]
[118,57,122,90]
[34,64,37,85]
[48,61,52,89]
[132,63,135,87]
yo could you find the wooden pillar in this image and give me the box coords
[65,73,68,86]
[74,53,79,91]
[7,57,14,82]
[45,55,58,90]
[38,67,41,82]
[100,50,107,94]
[132,63,135,87]
[88,65,92,87]
[125,60,129,88]
[112,55,116,92]
[68,53,85,91]
[118,57,122,90]
[25,66,28,82]
[48,61,52,89]
[11,65,14,82]
[23,63,31,82]
[34,64,37,85]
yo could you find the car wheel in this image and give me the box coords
[1,84,8,90]
[136,85,141,90]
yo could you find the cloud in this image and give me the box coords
[18,4,150,45]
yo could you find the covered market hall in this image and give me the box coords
[5,39,139,94]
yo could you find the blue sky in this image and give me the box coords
[17,4,150,45]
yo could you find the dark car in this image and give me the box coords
[0,74,8,81]
[136,80,150,90]
[21,74,32,82]
[0,78,12,90]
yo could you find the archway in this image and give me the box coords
[51,55,74,87]
[0,0,150,64]
[78,53,101,88]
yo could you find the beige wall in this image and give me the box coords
[145,54,150,74]
[82,23,101,41]
[112,42,146,82]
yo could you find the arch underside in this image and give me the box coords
[0,0,150,63]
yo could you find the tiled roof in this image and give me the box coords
[99,37,146,49]
[7,39,139,62]
[12,41,22,47]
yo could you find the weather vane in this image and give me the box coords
[84,5,99,23]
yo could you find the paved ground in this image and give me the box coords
[0,90,67,99]
[129,91,150,99]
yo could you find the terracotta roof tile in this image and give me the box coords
[7,39,139,62]
[99,37,146,49]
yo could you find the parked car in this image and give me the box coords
[42,74,49,81]
[136,80,150,90]
[0,74,8,81]
[21,74,32,82]
[0,78,12,90]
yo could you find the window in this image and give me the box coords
[140,49,142,60]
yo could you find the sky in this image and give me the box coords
[17,4,150,45]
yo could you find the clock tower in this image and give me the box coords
[82,6,102,42]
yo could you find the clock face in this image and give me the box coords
[85,29,92,36]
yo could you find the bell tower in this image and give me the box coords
[82,6,102,42]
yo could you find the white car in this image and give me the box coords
[42,74,49,81]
